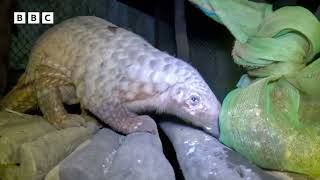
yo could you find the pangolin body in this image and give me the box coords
[1,16,220,136]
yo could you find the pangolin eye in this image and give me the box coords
[189,95,200,106]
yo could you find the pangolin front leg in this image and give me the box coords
[34,65,86,129]
[95,103,158,134]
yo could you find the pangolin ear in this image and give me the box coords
[171,86,185,102]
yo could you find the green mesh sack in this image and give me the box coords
[219,59,320,176]
[189,0,320,176]
[233,6,320,77]
[189,0,320,77]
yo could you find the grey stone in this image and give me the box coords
[105,132,175,180]
[0,111,97,180]
[264,171,315,180]
[59,128,175,180]
[60,128,123,180]
[160,121,279,180]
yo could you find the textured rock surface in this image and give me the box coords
[105,132,174,180]
[0,110,41,126]
[0,111,55,165]
[45,140,92,180]
[47,128,122,180]
[46,128,175,180]
[0,111,98,180]
[160,121,278,180]
[265,171,316,180]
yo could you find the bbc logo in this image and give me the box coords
[14,12,54,24]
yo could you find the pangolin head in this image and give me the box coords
[164,62,221,138]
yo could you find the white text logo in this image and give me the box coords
[14,12,54,24]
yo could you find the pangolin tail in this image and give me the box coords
[0,73,37,112]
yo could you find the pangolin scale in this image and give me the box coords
[0,16,220,137]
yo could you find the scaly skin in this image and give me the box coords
[0,16,221,137]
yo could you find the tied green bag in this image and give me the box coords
[220,59,320,176]
[189,0,320,176]
[233,6,320,77]
[190,0,320,77]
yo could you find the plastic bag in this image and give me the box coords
[189,0,320,176]
[219,59,320,176]
[189,0,320,77]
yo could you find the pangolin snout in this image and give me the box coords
[204,102,220,138]
[205,116,220,139]
[194,100,220,138]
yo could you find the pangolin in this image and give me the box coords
[0,16,221,137]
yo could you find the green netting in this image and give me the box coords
[190,0,320,176]
[10,0,106,70]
